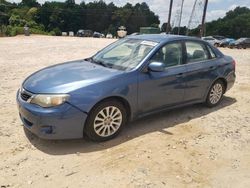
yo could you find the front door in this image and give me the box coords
[138,42,187,114]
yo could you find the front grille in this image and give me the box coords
[20,89,32,101]
[21,93,31,101]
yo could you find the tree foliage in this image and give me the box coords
[190,7,250,38]
[1,0,249,38]
[0,0,160,36]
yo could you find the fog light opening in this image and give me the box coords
[41,126,54,134]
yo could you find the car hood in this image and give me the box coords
[23,60,124,94]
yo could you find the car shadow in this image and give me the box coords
[24,96,236,155]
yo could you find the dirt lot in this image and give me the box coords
[0,35,250,188]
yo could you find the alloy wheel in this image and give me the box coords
[93,106,123,137]
[209,83,223,104]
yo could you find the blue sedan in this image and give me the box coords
[17,34,236,141]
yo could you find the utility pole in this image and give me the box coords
[166,0,173,34]
[178,0,184,35]
[200,0,208,37]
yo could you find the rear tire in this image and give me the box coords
[84,100,127,142]
[205,80,225,107]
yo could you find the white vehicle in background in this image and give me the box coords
[69,31,74,37]
[62,32,67,36]
[106,33,113,39]
[202,36,220,47]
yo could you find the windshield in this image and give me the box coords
[92,38,158,71]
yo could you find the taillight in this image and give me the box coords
[232,60,236,70]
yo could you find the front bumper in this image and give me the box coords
[16,90,88,139]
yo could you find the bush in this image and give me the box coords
[15,27,25,35]
[49,31,56,36]
[5,26,16,36]
[5,26,25,36]
[51,28,61,36]
[9,14,26,27]
[30,28,49,35]
[0,25,7,37]
[3,25,49,36]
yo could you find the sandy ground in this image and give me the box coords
[0,35,250,188]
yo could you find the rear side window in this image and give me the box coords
[207,45,216,58]
[186,42,209,63]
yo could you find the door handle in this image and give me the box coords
[176,73,183,78]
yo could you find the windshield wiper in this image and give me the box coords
[95,60,109,67]
[86,57,109,68]
[86,57,107,67]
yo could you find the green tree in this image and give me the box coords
[20,0,39,8]
[1,0,160,36]
[190,6,250,38]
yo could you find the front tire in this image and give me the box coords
[205,80,225,107]
[84,100,127,141]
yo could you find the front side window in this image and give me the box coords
[150,42,182,68]
[186,42,209,63]
[92,39,158,71]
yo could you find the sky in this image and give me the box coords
[9,0,250,26]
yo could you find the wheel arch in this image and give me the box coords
[204,77,228,101]
[89,96,132,121]
[216,77,227,93]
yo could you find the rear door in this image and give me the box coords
[184,41,217,102]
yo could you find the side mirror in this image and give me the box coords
[148,62,165,72]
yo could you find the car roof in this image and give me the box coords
[127,34,201,43]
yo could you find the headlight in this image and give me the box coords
[30,94,69,107]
